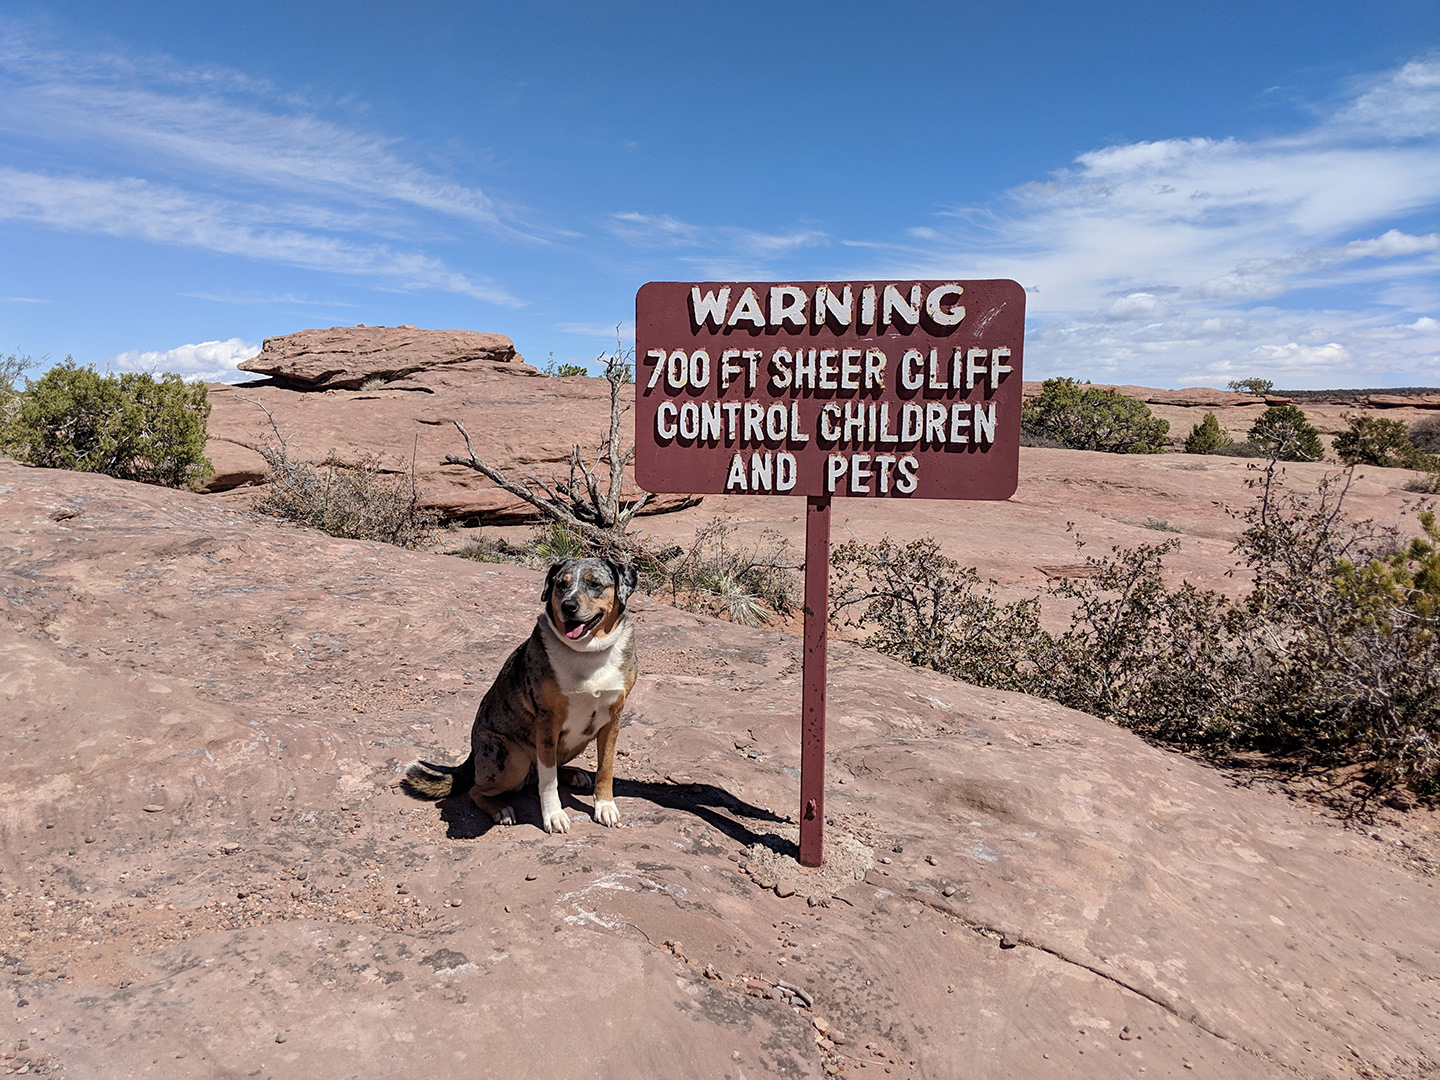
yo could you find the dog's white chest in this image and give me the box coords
[561,689,622,750]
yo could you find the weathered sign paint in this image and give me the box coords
[635,279,1025,501]
[634,280,1025,866]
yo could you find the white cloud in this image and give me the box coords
[106,337,258,382]
[875,56,1440,387]
[607,211,827,277]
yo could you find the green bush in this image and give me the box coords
[1246,404,1324,462]
[2,360,211,487]
[1332,414,1435,469]
[1227,377,1274,396]
[1408,415,1440,455]
[832,465,1440,799]
[1020,378,1169,454]
[1184,412,1232,454]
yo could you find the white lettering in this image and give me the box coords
[691,286,730,328]
[878,402,898,443]
[974,403,996,444]
[864,349,886,389]
[766,403,788,442]
[900,349,925,391]
[927,348,948,390]
[769,348,793,391]
[925,283,965,326]
[840,349,862,390]
[950,403,971,444]
[850,454,873,494]
[719,349,743,391]
[700,402,722,442]
[990,347,1012,389]
[826,454,848,493]
[743,402,765,443]
[644,349,666,392]
[724,452,747,491]
[656,401,678,440]
[794,348,816,391]
[819,403,842,442]
[750,452,773,491]
[723,402,742,441]
[818,350,839,390]
[727,287,765,328]
[900,402,924,443]
[744,350,763,391]
[789,401,809,443]
[883,283,921,326]
[860,284,876,327]
[776,451,797,491]
[666,349,689,390]
[843,402,865,444]
[689,349,711,389]
[769,286,807,327]
[966,348,988,390]
[896,454,919,494]
[875,454,896,493]
[925,402,947,444]
[814,284,853,327]
[679,402,700,440]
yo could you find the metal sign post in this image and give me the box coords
[634,280,1025,867]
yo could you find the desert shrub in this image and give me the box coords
[1246,404,1324,462]
[1235,470,1440,792]
[2,359,211,487]
[1227,377,1274,396]
[1184,412,1232,454]
[1210,440,1269,458]
[833,465,1440,798]
[830,536,1047,692]
[1020,378,1169,454]
[1332,414,1435,470]
[254,447,439,548]
[643,517,798,626]
[1408,415,1440,455]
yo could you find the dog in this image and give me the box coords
[403,557,637,833]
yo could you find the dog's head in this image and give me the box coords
[542,557,637,644]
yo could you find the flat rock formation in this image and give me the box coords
[205,325,693,521]
[2,459,1437,1079]
[236,324,521,390]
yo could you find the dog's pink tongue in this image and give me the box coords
[565,621,588,639]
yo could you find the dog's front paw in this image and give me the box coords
[542,807,571,834]
[593,799,620,828]
[494,805,516,826]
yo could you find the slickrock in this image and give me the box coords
[1,459,1437,1079]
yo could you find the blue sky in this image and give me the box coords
[1,1,1437,389]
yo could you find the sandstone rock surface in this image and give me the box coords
[236,324,521,390]
[2,460,1438,1079]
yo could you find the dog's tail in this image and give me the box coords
[402,753,475,800]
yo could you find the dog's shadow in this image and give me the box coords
[423,776,796,860]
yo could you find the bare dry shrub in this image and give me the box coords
[644,517,798,626]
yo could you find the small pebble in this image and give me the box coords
[16,965,33,976]
[503,905,511,913]
[524,872,537,882]
[774,881,796,898]
[807,894,828,908]
[448,898,462,907]
[942,885,957,897]
[16,999,27,1008]
[84,836,96,844]
[275,1032,287,1044]
[925,854,937,866]
[142,805,163,813]
[878,856,891,865]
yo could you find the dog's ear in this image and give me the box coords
[607,559,638,612]
[542,561,566,605]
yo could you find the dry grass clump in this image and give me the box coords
[254,448,440,549]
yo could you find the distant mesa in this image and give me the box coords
[237,324,524,391]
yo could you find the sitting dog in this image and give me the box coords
[404,556,637,833]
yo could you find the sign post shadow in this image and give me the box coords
[635,279,1024,867]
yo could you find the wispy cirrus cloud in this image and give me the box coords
[606,211,827,278]
[0,22,534,305]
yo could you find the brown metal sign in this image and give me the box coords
[635,279,1025,500]
[633,280,1025,868]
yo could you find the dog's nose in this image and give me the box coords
[561,597,580,617]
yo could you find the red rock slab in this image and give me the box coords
[1,460,1437,1079]
[236,324,521,390]
[203,365,696,521]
